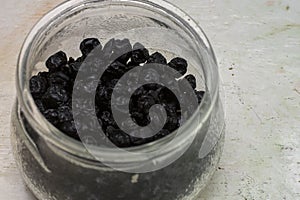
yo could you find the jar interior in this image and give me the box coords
[18,0,218,159]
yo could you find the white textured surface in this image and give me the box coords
[0,0,299,199]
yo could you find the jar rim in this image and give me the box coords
[16,0,220,164]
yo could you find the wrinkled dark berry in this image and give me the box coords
[183,74,196,89]
[137,95,156,111]
[48,71,70,87]
[76,56,85,63]
[80,38,101,56]
[147,52,167,64]
[58,106,73,123]
[165,115,180,132]
[96,85,112,101]
[68,57,75,64]
[106,127,132,147]
[99,111,116,127]
[42,85,69,108]
[106,61,127,77]
[69,61,82,77]
[168,57,188,77]
[30,75,48,98]
[38,71,50,79]
[43,109,59,125]
[58,121,79,139]
[131,42,149,64]
[46,51,68,71]
[131,112,151,127]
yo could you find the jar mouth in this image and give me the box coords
[16,0,219,163]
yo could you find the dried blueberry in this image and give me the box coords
[58,121,79,140]
[30,75,48,98]
[48,71,71,87]
[106,127,131,147]
[80,38,101,56]
[131,42,149,64]
[58,106,73,123]
[68,57,75,64]
[43,109,59,125]
[106,61,127,77]
[46,51,68,71]
[99,111,116,127]
[131,112,151,127]
[147,52,167,64]
[168,57,188,77]
[183,74,196,89]
[69,61,82,77]
[42,85,69,108]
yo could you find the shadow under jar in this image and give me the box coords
[11,0,225,199]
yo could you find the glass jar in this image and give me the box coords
[11,0,225,199]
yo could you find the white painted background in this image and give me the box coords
[0,0,299,199]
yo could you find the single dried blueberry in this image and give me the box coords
[58,120,79,140]
[99,111,116,127]
[69,61,82,76]
[68,57,75,64]
[60,65,73,79]
[46,51,68,71]
[30,75,48,98]
[147,52,167,64]
[136,95,156,111]
[168,57,188,77]
[106,127,132,147]
[43,109,59,125]
[106,61,127,77]
[131,42,149,64]
[42,85,69,108]
[57,106,73,123]
[183,74,196,89]
[76,56,85,63]
[48,71,71,87]
[38,71,50,79]
[131,112,151,127]
[165,114,180,132]
[80,38,101,56]
[158,87,177,104]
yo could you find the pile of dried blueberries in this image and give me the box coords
[30,38,205,147]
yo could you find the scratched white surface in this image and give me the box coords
[0,0,299,199]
